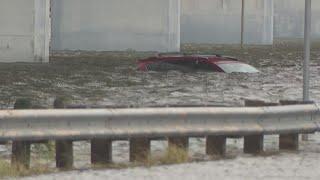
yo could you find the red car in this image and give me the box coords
[138,54,259,73]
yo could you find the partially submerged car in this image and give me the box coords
[138,54,259,73]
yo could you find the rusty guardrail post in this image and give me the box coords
[278,100,301,150]
[168,137,189,152]
[129,138,151,162]
[243,100,278,154]
[206,135,226,156]
[11,98,32,169]
[54,97,73,169]
[91,139,112,165]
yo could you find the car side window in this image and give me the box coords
[195,60,213,71]
[167,58,196,69]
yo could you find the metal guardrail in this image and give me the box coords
[0,104,319,141]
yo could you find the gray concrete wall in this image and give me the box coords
[51,0,180,52]
[0,0,50,62]
[274,0,320,38]
[181,0,273,45]
[0,0,34,62]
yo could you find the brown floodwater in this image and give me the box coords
[0,40,319,109]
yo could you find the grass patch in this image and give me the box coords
[32,141,55,161]
[157,145,189,165]
[140,145,190,167]
[92,145,189,170]
[0,159,52,178]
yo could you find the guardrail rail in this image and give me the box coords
[0,98,319,169]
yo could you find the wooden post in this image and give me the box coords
[206,135,226,156]
[129,138,150,162]
[244,134,264,154]
[279,134,299,150]
[243,100,278,154]
[168,137,189,151]
[11,98,32,169]
[56,140,73,169]
[54,97,73,169]
[91,139,112,165]
[11,141,31,169]
[279,100,302,146]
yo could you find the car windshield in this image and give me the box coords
[217,63,259,73]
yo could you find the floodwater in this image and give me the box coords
[0,40,319,108]
[0,40,319,179]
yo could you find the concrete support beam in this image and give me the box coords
[34,0,51,62]
[91,139,112,165]
[168,137,189,151]
[206,135,226,156]
[56,140,73,169]
[129,138,150,162]
[244,134,264,154]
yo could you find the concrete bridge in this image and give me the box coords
[0,0,318,62]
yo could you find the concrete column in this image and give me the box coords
[244,134,264,154]
[34,0,51,62]
[168,137,189,151]
[129,138,151,162]
[91,139,112,165]
[279,134,299,150]
[56,140,73,169]
[263,0,274,44]
[168,0,181,52]
[11,99,32,169]
[206,135,226,156]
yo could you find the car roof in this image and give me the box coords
[152,54,240,63]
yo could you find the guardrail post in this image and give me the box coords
[279,134,299,150]
[206,135,226,156]
[168,137,189,152]
[278,100,301,150]
[130,138,150,162]
[56,140,73,169]
[91,139,112,165]
[244,135,264,154]
[243,100,276,154]
[280,100,312,142]
[54,97,74,169]
[11,98,32,169]
[12,141,31,169]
